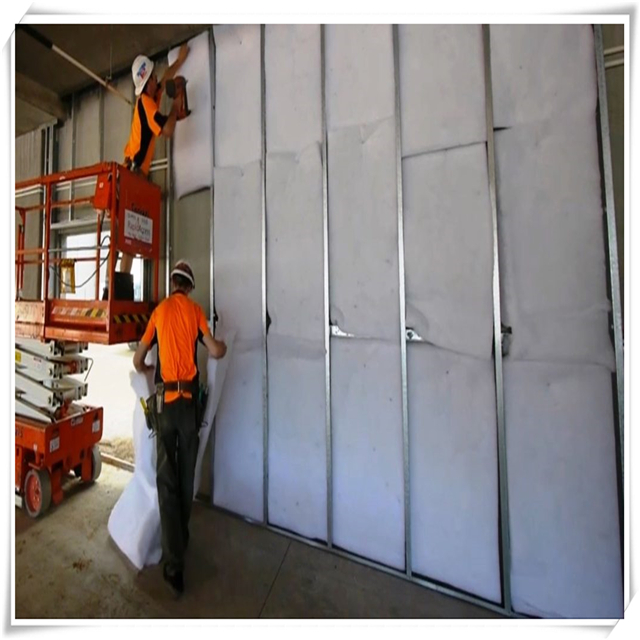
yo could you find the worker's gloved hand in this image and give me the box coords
[166,76,190,121]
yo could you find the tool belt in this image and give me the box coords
[142,379,205,435]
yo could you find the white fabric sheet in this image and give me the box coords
[325,25,395,131]
[328,118,399,340]
[213,344,264,521]
[265,25,322,154]
[403,143,494,359]
[213,25,261,167]
[168,30,214,199]
[108,348,231,569]
[490,25,597,129]
[107,362,161,570]
[496,112,614,370]
[504,360,622,618]
[399,25,486,156]
[266,148,323,340]
[332,339,404,570]
[193,326,235,498]
[408,344,501,602]
[267,335,327,541]
[213,162,263,341]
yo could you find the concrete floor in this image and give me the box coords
[15,463,503,619]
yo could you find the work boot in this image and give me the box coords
[163,564,184,598]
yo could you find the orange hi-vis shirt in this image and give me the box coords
[123,89,167,176]
[141,291,210,403]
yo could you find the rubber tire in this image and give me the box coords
[23,468,52,518]
[90,445,102,482]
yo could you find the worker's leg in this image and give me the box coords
[119,252,134,274]
[176,397,199,548]
[155,401,185,574]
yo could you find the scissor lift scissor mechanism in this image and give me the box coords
[15,162,161,517]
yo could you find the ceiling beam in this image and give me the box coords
[16,72,68,123]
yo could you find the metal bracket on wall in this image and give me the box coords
[405,328,425,343]
[329,323,356,339]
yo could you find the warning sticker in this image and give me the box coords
[50,437,60,453]
[15,351,21,363]
[92,419,101,433]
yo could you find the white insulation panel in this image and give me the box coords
[504,360,622,618]
[266,148,324,340]
[399,25,486,156]
[328,118,399,340]
[214,24,261,167]
[408,344,501,603]
[212,159,263,521]
[403,143,494,359]
[267,336,327,541]
[496,112,614,370]
[168,30,214,199]
[265,25,322,154]
[213,345,264,521]
[213,162,263,340]
[490,24,597,129]
[332,340,404,570]
[325,25,395,131]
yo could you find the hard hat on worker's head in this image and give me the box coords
[132,55,154,96]
[170,260,195,290]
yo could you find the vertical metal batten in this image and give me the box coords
[482,24,512,614]
[69,94,77,222]
[392,25,411,577]
[320,24,333,548]
[594,24,625,586]
[260,25,270,525]
[165,137,173,297]
[208,26,218,502]
[99,87,105,162]
[209,27,217,329]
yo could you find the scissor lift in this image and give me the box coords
[15,162,161,517]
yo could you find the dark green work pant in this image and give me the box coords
[155,396,199,573]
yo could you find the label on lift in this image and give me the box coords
[50,437,60,454]
[124,209,153,245]
[15,351,21,363]
[92,419,100,433]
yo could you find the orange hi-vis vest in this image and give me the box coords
[141,291,210,403]
[124,89,167,176]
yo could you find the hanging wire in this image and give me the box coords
[49,235,111,290]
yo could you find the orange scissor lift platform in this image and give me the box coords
[15,162,161,517]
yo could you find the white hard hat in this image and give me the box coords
[171,260,195,289]
[132,55,154,96]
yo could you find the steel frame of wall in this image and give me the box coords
[14,23,623,620]
[204,23,623,620]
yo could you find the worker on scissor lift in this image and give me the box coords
[110,45,189,296]
[133,260,226,597]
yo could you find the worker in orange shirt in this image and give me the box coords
[113,45,189,294]
[133,260,226,597]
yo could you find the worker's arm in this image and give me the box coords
[160,43,189,90]
[202,331,227,360]
[133,340,154,373]
[160,100,179,138]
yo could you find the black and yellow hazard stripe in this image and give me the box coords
[113,313,150,325]
[84,308,106,319]
[52,306,106,319]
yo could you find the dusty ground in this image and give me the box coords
[84,343,136,463]
[14,463,503,620]
[99,436,135,464]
